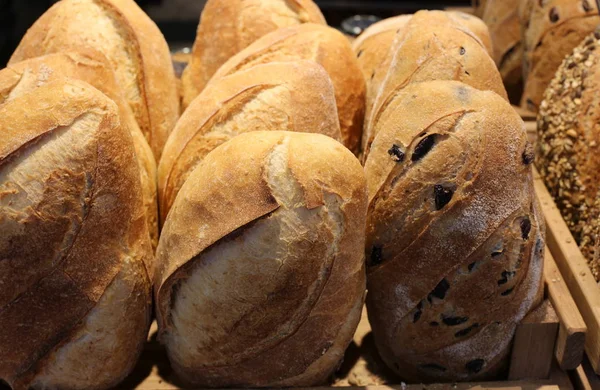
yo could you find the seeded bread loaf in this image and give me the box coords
[158,60,341,223]
[520,0,599,111]
[479,0,524,103]
[155,131,367,387]
[10,0,180,159]
[2,51,159,250]
[181,0,326,108]
[363,10,507,160]
[536,28,600,280]
[0,79,152,390]
[364,80,544,382]
[208,23,366,155]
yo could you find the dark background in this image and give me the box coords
[1,0,471,66]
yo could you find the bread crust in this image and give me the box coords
[155,131,367,387]
[181,0,326,107]
[2,51,159,251]
[520,0,599,111]
[363,10,507,161]
[10,0,180,159]
[208,23,366,155]
[0,79,152,389]
[364,80,544,382]
[536,28,600,280]
[158,60,341,223]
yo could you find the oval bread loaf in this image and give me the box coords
[0,79,152,390]
[155,131,367,387]
[10,0,180,159]
[181,0,326,107]
[520,0,599,111]
[363,10,507,160]
[209,23,366,155]
[158,60,341,223]
[536,28,600,280]
[364,80,544,382]
[2,51,159,251]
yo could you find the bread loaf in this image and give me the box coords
[155,131,367,387]
[10,0,180,159]
[364,80,544,382]
[355,11,493,147]
[520,0,599,111]
[364,10,507,160]
[0,79,152,390]
[208,23,366,155]
[158,60,341,223]
[2,51,159,250]
[536,28,600,280]
[181,0,326,108]
[479,0,524,103]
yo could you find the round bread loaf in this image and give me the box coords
[364,80,544,382]
[208,23,366,155]
[536,28,600,280]
[0,79,152,390]
[479,0,524,103]
[181,0,325,108]
[9,0,180,160]
[520,0,599,112]
[2,51,159,251]
[364,10,507,161]
[155,131,367,387]
[158,60,341,223]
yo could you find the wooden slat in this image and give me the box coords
[509,301,559,380]
[533,168,600,374]
[545,248,587,369]
[514,106,538,121]
[570,357,600,390]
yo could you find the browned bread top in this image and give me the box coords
[2,51,159,251]
[536,28,600,280]
[364,10,507,160]
[181,0,325,107]
[158,60,341,223]
[208,23,366,155]
[520,0,599,111]
[155,131,367,387]
[10,0,180,160]
[0,79,152,389]
[364,80,544,382]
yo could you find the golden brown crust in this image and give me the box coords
[155,131,367,387]
[158,60,341,223]
[363,10,507,161]
[520,0,599,111]
[2,51,159,251]
[364,80,544,382]
[208,23,366,155]
[181,0,326,107]
[536,29,600,280]
[9,0,180,159]
[0,79,152,389]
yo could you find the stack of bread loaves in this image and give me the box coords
[362,10,544,382]
[519,0,599,112]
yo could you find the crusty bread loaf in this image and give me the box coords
[364,80,544,382]
[479,0,524,104]
[158,60,341,223]
[354,11,493,148]
[520,0,599,111]
[155,131,367,387]
[2,51,159,250]
[181,0,326,108]
[10,0,180,159]
[208,23,366,155]
[0,79,152,390]
[536,28,600,280]
[363,10,507,160]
